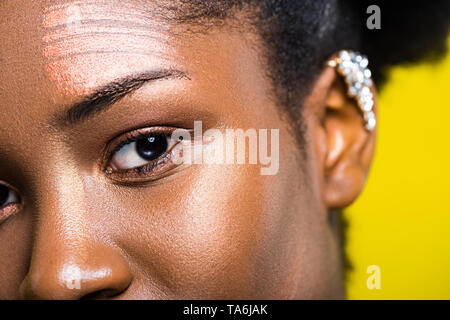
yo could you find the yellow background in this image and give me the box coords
[345,40,450,299]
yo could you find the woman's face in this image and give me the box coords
[0,0,372,299]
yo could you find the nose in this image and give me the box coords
[18,157,134,299]
[20,243,133,300]
[19,173,132,299]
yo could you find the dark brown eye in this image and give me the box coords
[0,184,19,209]
[105,127,190,181]
[109,132,176,171]
[135,134,168,162]
[0,185,9,206]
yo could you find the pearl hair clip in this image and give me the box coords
[327,50,376,131]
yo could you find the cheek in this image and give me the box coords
[104,165,270,298]
[94,161,301,298]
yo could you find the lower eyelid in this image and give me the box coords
[134,151,173,174]
[106,151,178,183]
[0,206,20,224]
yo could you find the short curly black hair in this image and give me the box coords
[162,0,449,137]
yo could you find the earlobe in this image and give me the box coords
[309,52,377,210]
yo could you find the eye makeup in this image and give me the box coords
[102,126,191,183]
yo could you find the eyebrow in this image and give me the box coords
[56,69,189,126]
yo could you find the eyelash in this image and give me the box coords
[103,127,187,182]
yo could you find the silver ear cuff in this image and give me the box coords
[327,50,376,131]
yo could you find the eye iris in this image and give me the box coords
[135,134,168,162]
[0,185,9,207]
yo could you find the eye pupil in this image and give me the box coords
[135,134,168,161]
[0,185,9,207]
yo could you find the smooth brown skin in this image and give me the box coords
[0,0,376,299]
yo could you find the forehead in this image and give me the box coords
[0,2,260,112]
[1,0,180,95]
[0,1,275,146]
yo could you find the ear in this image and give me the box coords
[306,67,377,210]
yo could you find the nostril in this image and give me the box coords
[81,288,125,300]
[20,263,133,300]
